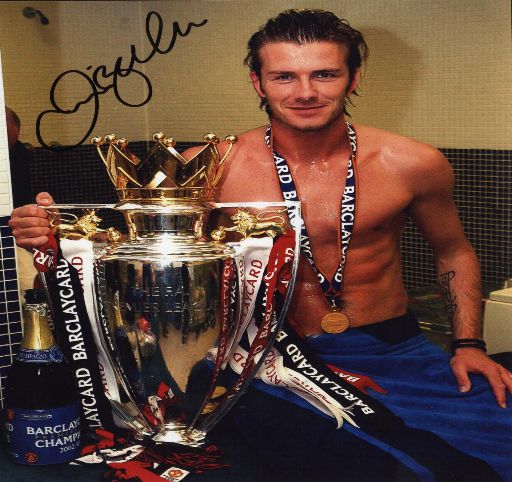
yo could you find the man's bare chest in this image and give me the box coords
[220,140,412,245]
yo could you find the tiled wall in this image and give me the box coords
[0,218,22,405]
[402,149,512,289]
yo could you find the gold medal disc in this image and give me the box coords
[321,311,350,334]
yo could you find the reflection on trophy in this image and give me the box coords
[50,131,301,446]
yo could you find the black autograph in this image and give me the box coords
[36,12,208,150]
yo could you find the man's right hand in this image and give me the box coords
[8,192,55,249]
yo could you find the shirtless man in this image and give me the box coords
[219,10,509,403]
[9,9,511,480]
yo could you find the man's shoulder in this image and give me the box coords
[219,125,270,163]
[231,125,268,148]
[355,124,445,165]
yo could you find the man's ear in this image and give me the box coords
[347,69,360,95]
[250,71,265,99]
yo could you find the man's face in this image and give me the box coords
[251,41,358,132]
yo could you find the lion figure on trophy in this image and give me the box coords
[211,209,286,241]
[51,209,121,242]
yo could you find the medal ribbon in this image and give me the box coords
[265,122,358,310]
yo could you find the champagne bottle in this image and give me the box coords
[4,289,82,465]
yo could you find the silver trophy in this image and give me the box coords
[49,132,300,446]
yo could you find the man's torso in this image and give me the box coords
[215,123,438,334]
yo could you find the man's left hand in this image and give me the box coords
[450,348,512,408]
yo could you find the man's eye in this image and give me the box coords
[315,72,335,79]
[274,74,292,81]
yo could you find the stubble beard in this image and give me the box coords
[270,109,345,133]
[263,97,347,133]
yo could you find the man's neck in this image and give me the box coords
[270,117,350,164]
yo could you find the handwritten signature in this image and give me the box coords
[36,11,208,150]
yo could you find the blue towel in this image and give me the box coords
[231,315,511,482]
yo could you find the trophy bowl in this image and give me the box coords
[45,132,300,446]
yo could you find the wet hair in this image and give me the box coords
[244,9,369,115]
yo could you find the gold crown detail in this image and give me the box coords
[91,132,237,190]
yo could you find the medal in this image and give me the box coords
[267,123,358,334]
[321,309,350,334]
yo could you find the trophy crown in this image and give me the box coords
[92,131,237,191]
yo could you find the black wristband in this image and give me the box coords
[450,338,487,355]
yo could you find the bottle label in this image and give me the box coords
[15,345,64,363]
[5,402,81,465]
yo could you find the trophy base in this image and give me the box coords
[152,422,206,447]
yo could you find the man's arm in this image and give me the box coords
[407,149,511,407]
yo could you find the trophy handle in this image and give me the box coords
[40,203,117,210]
[210,208,287,241]
[48,208,121,242]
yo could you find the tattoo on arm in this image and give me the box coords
[440,271,458,321]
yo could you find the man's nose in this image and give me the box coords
[295,79,317,101]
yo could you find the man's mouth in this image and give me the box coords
[286,105,326,111]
